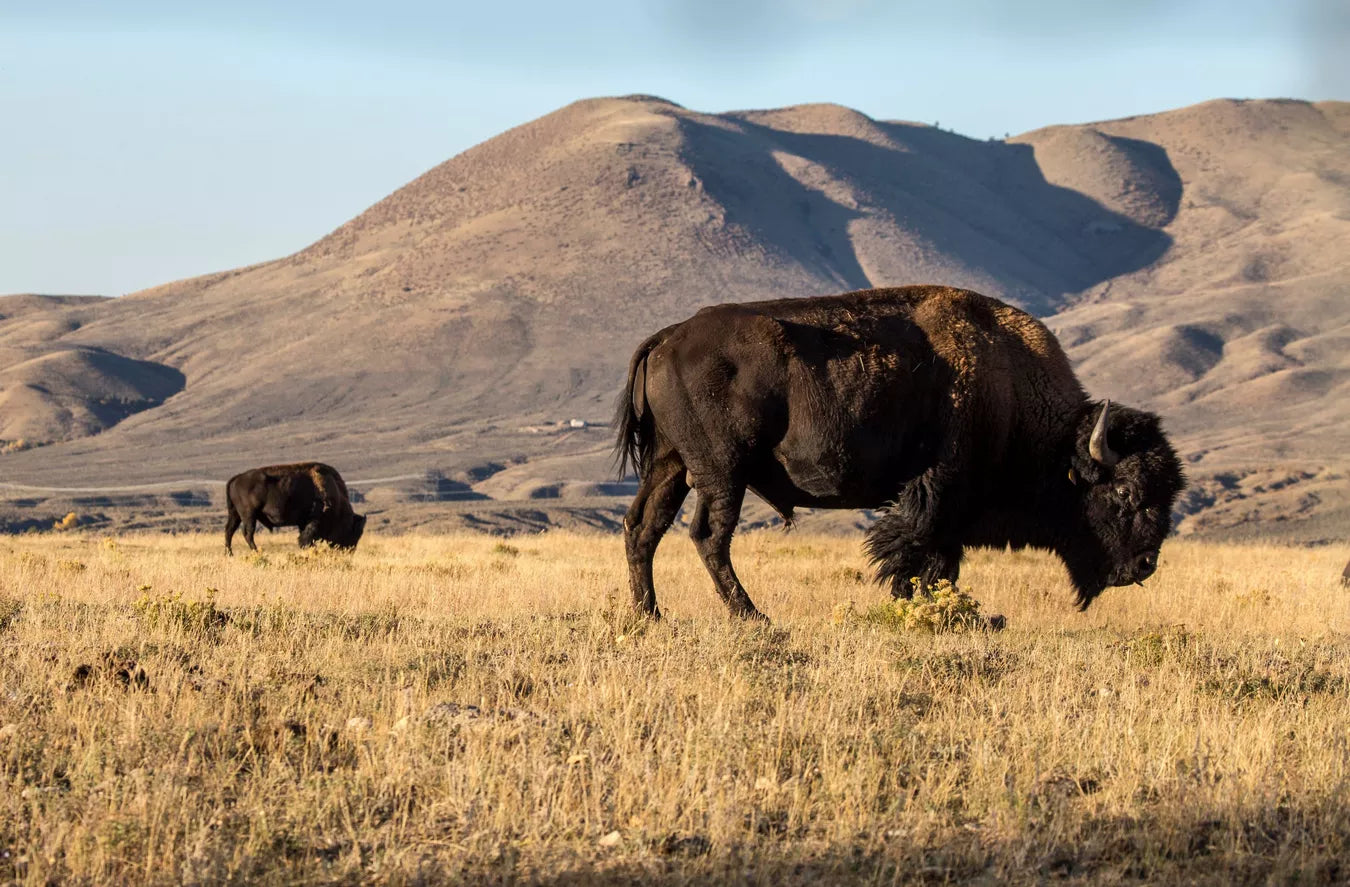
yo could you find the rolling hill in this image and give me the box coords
[2,96,1347,540]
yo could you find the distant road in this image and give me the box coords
[0,473,430,494]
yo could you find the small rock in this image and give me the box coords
[390,715,412,734]
[20,786,58,799]
[345,716,373,733]
[422,702,482,728]
[597,830,622,848]
[0,723,17,741]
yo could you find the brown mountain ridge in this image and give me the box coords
[2,96,1347,540]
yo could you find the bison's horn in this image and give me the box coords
[1089,400,1119,467]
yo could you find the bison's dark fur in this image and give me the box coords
[224,462,366,554]
[616,286,1184,619]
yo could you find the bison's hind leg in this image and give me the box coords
[689,484,766,621]
[623,452,690,619]
[240,512,260,552]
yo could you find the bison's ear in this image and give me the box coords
[1069,449,1106,486]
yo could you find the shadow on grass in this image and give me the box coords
[375,802,1346,887]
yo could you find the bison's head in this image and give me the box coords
[1062,401,1184,609]
[331,512,367,550]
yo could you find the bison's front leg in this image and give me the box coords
[865,470,964,598]
[914,547,962,595]
[867,518,939,598]
[298,519,323,549]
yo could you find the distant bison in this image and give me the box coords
[225,462,366,554]
[616,285,1185,620]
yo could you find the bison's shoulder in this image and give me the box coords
[713,285,1023,333]
[728,286,932,323]
[904,290,1069,366]
[251,461,332,477]
[227,462,351,500]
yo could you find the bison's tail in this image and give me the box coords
[613,330,668,480]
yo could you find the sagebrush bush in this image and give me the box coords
[847,579,990,633]
[132,587,228,637]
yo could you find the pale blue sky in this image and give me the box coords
[2,1,1345,296]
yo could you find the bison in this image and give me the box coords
[224,462,366,554]
[615,285,1185,620]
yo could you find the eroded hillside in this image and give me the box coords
[2,97,1346,540]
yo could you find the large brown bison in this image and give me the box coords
[225,462,366,554]
[615,286,1185,619]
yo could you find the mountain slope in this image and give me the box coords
[1,97,1346,539]
[1037,100,1350,535]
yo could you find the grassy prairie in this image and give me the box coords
[0,531,1347,885]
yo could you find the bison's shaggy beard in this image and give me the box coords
[1060,541,1113,611]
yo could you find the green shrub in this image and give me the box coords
[858,580,989,633]
[133,587,228,636]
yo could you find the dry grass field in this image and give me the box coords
[0,530,1347,885]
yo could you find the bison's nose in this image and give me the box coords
[1133,550,1158,580]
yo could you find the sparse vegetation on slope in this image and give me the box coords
[0,533,1346,884]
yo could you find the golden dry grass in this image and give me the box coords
[0,531,1347,885]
